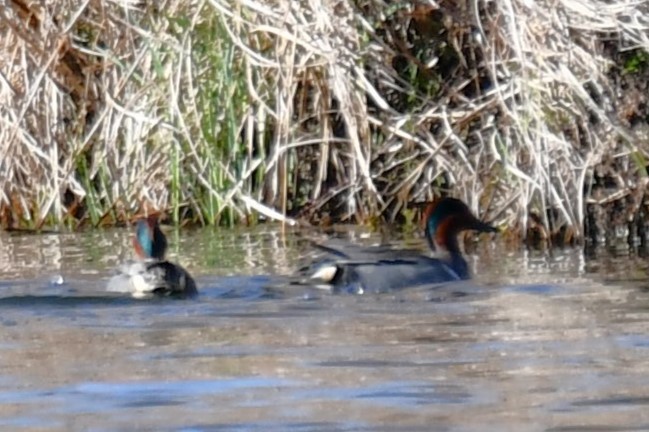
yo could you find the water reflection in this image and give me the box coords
[0,227,648,430]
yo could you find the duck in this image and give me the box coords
[296,197,497,294]
[107,216,198,299]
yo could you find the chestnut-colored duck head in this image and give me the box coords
[422,197,497,254]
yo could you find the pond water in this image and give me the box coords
[0,226,649,431]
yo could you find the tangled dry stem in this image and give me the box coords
[0,0,648,244]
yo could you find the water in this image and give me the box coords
[0,227,649,431]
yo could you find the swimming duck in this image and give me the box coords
[297,197,497,293]
[107,216,197,299]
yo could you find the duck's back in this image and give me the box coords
[301,242,466,294]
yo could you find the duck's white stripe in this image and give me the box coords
[310,265,338,282]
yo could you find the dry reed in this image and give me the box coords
[1,0,648,245]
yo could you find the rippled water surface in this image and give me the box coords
[1,226,649,431]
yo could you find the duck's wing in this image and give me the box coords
[310,240,352,259]
[309,240,427,264]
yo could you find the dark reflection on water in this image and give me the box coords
[0,227,649,430]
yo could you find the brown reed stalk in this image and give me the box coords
[0,0,647,245]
